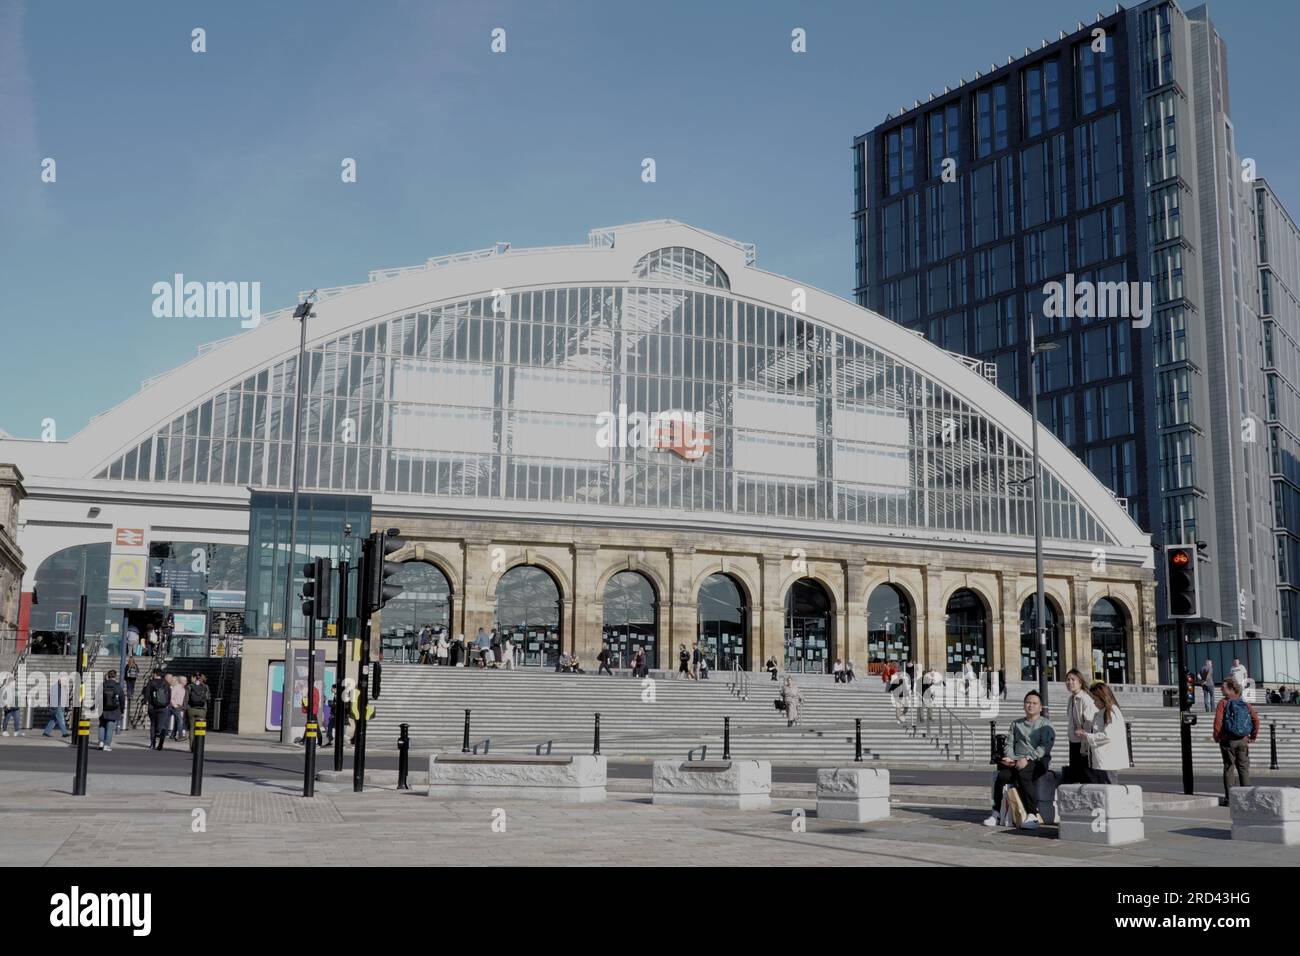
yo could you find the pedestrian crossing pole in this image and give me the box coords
[71,594,90,796]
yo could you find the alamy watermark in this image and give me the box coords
[1041,273,1151,328]
[151,274,262,328]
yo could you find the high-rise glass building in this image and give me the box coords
[854,1,1300,680]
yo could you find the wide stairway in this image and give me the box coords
[366,664,1300,767]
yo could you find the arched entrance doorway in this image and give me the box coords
[1019,596,1062,681]
[697,573,748,672]
[380,562,453,662]
[496,565,562,667]
[784,578,833,674]
[867,583,913,673]
[602,571,658,669]
[1090,597,1129,683]
[945,588,989,672]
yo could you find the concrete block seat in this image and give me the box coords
[427,753,606,803]
[651,759,771,810]
[1057,784,1144,845]
[816,768,890,822]
[1230,787,1300,845]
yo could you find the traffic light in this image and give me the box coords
[1165,544,1200,618]
[364,531,407,615]
[1183,671,1196,709]
[302,556,333,620]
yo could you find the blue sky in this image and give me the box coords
[2,0,1297,439]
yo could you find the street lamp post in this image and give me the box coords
[279,292,317,745]
[1029,328,1059,716]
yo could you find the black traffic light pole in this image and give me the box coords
[333,557,349,774]
[1176,617,1194,795]
[71,594,90,796]
[353,537,372,793]
[303,611,317,798]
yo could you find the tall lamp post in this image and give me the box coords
[279,291,317,744]
[1029,327,1059,715]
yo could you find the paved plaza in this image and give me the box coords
[0,758,1293,867]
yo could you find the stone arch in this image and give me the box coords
[1014,580,1072,616]
[486,553,573,603]
[938,578,999,619]
[778,570,843,613]
[689,564,758,609]
[385,542,461,596]
[594,560,667,606]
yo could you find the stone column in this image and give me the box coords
[573,544,602,660]
[922,567,946,671]
[1070,576,1092,676]
[843,562,868,671]
[667,548,696,671]
[1137,580,1159,684]
[461,538,496,642]
[998,572,1020,675]
[758,552,786,671]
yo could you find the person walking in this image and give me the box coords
[678,644,691,679]
[1,673,24,736]
[186,673,210,751]
[597,646,614,676]
[145,669,170,750]
[436,632,449,666]
[984,691,1055,829]
[1079,682,1129,784]
[98,669,124,751]
[961,657,975,702]
[781,676,802,727]
[475,629,492,668]
[42,673,71,739]
[168,675,189,741]
[997,666,1007,700]
[1213,677,1260,806]
[502,637,516,670]
[417,627,431,665]
[691,643,702,680]
[1199,659,1216,713]
[124,658,140,726]
[1064,668,1099,784]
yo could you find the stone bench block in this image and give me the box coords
[652,759,771,810]
[1230,787,1300,845]
[1057,784,1144,845]
[428,753,606,803]
[816,768,889,822]
[1035,770,1059,825]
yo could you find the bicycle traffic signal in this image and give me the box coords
[1165,544,1200,619]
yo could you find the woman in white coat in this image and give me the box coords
[1079,682,1129,784]
[436,632,449,666]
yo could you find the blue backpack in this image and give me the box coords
[1223,698,1253,739]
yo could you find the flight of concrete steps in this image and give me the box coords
[364,664,1300,767]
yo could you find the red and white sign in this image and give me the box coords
[115,528,146,548]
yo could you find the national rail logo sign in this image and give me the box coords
[595,405,713,461]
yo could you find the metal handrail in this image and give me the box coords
[934,701,976,762]
[728,661,750,701]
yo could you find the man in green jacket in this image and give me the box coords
[984,691,1056,830]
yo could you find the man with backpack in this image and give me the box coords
[1213,676,1260,806]
[144,669,171,750]
[98,669,124,751]
[186,673,210,751]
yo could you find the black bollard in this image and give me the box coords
[1270,722,1279,771]
[723,716,731,759]
[397,723,410,790]
[303,719,317,798]
[461,708,471,754]
[72,718,91,795]
[988,720,997,765]
[190,719,206,796]
[592,713,601,756]
[1126,720,1135,768]
[855,717,863,762]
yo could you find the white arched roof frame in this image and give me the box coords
[22,220,1149,564]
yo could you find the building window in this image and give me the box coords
[1036,337,1073,392]
[975,242,1015,299]
[929,103,961,176]
[1077,36,1118,114]
[1023,58,1061,137]
[885,123,916,196]
[976,296,1019,351]
[1024,222,1069,286]
[927,181,965,261]
[975,82,1009,158]
[1077,203,1126,266]
[1077,113,1124,208]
